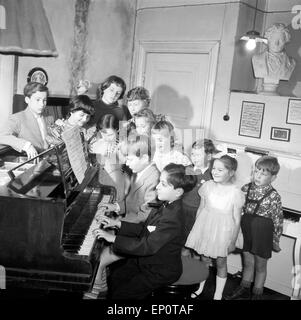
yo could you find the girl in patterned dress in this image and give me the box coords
[185,155,245,299]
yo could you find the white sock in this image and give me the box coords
[213,276,227,300]
[191,280,206,297]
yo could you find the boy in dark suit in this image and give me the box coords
[94,163,197,300]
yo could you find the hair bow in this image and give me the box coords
[213,143,237,159]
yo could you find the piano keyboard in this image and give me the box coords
[77,194,111,256]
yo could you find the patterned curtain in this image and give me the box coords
[0,0,57,57]
[69,0,90,96]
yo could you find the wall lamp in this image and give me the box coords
[240,0,267,50]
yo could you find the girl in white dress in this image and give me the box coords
[185,155,245,300]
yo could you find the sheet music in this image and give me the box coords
[61,126,88,183]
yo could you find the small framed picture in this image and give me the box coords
[286,98,301,125]
[270,127,291,142]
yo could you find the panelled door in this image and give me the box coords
[133,41,219,137]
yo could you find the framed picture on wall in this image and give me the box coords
[238,101,265,138]
[286,98,301,125]
[270,127,291,142]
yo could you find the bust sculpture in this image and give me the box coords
[252,23,296,95]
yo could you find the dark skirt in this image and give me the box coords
[241,213,273,259]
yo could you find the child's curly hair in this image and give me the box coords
[126,86,151,106]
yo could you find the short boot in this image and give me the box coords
[224,285,251,300]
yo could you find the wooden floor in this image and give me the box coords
[0,267,290,300]
[151,266,290,301]
[193,267,290,300]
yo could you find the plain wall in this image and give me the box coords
[17,0,76,97]
[212,91,301,155]
[0,55,15,128]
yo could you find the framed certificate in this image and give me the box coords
[27,67,48,86]
[286,98,301,125]
[238,101,265,139]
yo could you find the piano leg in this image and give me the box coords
[291,237,301,300]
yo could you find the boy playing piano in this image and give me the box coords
[83,135,159,299]
[94,163,197,300]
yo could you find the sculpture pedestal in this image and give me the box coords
[256,77,280,96]
[258,82,279,96]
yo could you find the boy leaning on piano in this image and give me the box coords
[0,82,53,159]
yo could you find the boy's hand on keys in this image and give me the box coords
[97,202,117,212]
[93,229,116,243]
[95,215,121,229]
[95,211,106,224]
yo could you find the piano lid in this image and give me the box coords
[6,142,86,200]
[283,207,301,222]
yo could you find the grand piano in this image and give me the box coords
[0,142,116,294]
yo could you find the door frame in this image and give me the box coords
[132,40,220,135]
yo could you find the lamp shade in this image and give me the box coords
[0,0,58,57]
[240,30,268,44]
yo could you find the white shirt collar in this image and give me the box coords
[194,165,208,174]
[29,109,43,119]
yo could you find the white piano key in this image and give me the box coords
[77,194,111,256]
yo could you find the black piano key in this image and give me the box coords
[63,190,92,234]
[62,191,103,253]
